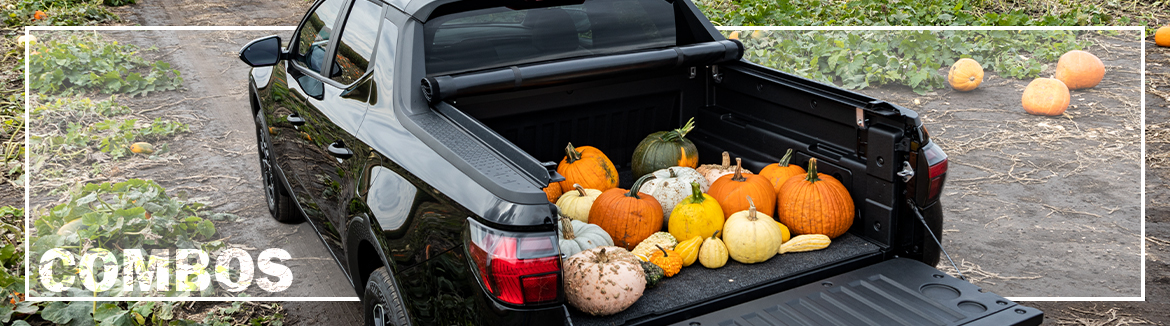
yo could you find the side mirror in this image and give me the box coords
[239,36,285,67]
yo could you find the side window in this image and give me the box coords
[294,0,347,73]
[330,0,384,84]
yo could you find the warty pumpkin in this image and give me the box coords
[557,142,619,192]
[631,117,700,178]
[722,196,784,264]
[674,235,703,267]
[697,151,754,185]
[648,245,682,277]
[1021,78,1071,116]
[698,230,728,269]
[589,174,665,250]
[638,167,708,228]
[758,149,805,193]
[558,216,614,258]
[543,182,563,203]
[667,182,724,243]
[709,158,776,220]
[947,58,984,92]
[557,184,602,223]
[641,260,665,287]
[564,247,646,316]
[1158,26,1170,47]
[631,231,677,261]
[777,158,855,239]
[1054,50,1105,90]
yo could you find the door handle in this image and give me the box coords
[286,114,306,126]
[328,141,354,159]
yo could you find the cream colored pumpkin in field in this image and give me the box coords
[556,184,602,223]
[722,196,784,264]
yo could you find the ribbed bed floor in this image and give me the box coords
[568,233,881,326]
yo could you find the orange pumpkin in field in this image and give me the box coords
[758,149,805,193]
[557,142,619,192]
[1021,78,1071,116]
[708,158,776,220]
[1157,26,1170,47]
[947,58,984,92]
[589,174,664,250]
[1053,50,1104,90]
[542,182,563,203]
[776,158,855,239]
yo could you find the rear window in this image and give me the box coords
[424,0,676,76]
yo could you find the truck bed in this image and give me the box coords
[568,234,883,326]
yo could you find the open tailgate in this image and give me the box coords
[669,259,1043,326]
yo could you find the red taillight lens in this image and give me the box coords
[466,219,561,305]
[923,142,948,201]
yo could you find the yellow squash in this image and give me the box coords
[674,236,702,267]
[698,230,728,269]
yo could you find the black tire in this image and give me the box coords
[364,267,409,326]
[256,115,301,223]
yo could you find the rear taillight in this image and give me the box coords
[923,142,948,201]
[466,218,561,305]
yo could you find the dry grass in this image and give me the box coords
[936,259,1043,286]
[1052,306,1159,326]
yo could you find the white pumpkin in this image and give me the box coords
[556,184,602,223]
[638,166,708,229]
[722,196,783,264]
[558,217,614,257]
[564,246,646,316]
[697,151,753,185]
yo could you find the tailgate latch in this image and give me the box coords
[897,161,915,182]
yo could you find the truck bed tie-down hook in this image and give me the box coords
[907,199,965,281]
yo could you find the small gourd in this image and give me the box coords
[722,196,784,264]
[696,151,753,185]
[674,236,702,267]
[667,182,724,242]
[557,142,619,192]
[632,231,678,261]
[779,234,831,254]
[698,230,728,269]
[558,216,614,258]
[648,245,682,277]
[641,260,665,287]
[557,184,602,223]
[758,149,805,193]
[639,166,709,228]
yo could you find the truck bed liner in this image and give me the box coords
[569,234,883,326]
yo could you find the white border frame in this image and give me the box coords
[23,26,358,301]
[714,25,1145,302]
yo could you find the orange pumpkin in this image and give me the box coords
[1157,26,1170,47]
[1053,50,1104,90]
[1021,78,1070,116]
[557,142,619,192]
[708,158,776,220]
[758,148,805,193]
[543,182,563,203]
[777,158,855,238]
[33,10,47,21]
[589,174,665,250]
[947,58,984,92]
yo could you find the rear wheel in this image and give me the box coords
[256,115,300,223]
[364,267,409,326]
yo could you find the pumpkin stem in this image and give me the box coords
[655,244,669,257]
[668,117,696,140]
[731,158,746,182]
[779,148,794,166]
[565,142,582,164]
[805,158,821,183]
[597,247,609,263]
[711,230,721,239]
[559,216,576,240]
[720,151,730,168]
[669,168,677,179]
[626,174,655,199]
[746,195,758,221]
[688,182,705,203]
[574,184,587,197]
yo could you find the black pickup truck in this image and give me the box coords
[237,0,1044,325]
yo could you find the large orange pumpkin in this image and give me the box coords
[1157,26,1170,47]
[777,158,854,238]
[708,158,776,220]
[589,174,665,250]
[557,142,619,192]
[758,148,805,193]
[947,58,984,92]
[1021,78,1071,116]
[543,182,563,203]
[1053,50,1104,90]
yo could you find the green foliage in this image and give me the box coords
[737,30,1089,94]
[30,96,188,171]
[694,0,1117,27]
[28,32,183,97]
[2,0,121,27]
[102,0,135,6]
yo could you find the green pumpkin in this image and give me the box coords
[640,260,665,287]
[631,117,699,178]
